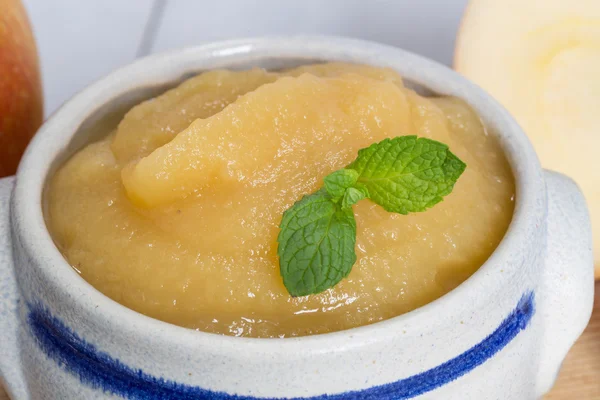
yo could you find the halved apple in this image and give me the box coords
[455,0,600,278]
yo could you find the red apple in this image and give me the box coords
[0,0,43,177]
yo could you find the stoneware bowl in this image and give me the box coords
[0,36,595,400]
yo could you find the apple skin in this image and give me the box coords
[0,0,43,177]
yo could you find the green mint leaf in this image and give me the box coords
[323,169,359,201]
[277,190,357,297]
[278,135,466,297]
[341,186,368,209]
[347,136,466,214]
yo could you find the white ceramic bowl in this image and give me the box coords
[0,36,595,400]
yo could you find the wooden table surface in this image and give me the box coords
[2,282,598,399]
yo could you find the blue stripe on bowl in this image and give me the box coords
[27,291,534,399]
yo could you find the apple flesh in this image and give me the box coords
[454,0,600,279]
[0,0,43,177]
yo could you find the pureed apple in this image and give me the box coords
[46,63,515,338]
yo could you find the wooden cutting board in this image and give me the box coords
[1,282,598,399]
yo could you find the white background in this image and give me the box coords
[22,0,469,116]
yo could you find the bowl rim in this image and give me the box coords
[13,35,544,353]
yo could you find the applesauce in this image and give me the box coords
[46,63,515,338]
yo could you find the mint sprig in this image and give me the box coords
[277,136,466,297]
